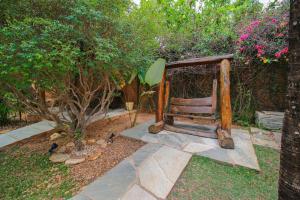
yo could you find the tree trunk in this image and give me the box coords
[278,1,300,199]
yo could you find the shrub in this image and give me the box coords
[236,1,289,65]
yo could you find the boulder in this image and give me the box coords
[65,158,85,165]
[255,111,284,130]
[49,153,70,163]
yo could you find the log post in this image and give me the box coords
[148,121,165,134]
[219,59,234,149]
[164,80,170,110]
[156,69,166,122]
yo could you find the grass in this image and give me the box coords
[0,147,76,200]
[168,146,280,200]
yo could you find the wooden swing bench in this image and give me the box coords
[163,79,218,139]
[149,54,235,149]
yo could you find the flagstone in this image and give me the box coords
[122,185,157,200]
[131,143,162,167]
[0,134,18,148]
[138,156,173,199]
[77,160,137,200]
[152,146,191,183]
[183,142,214,153]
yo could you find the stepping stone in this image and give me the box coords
[49,153,70,163]
[138,156,173,199]
[183,142,214,153]
[76,160,137,200]
[131,143,162,167]
[152,146,191,183]
[122,185,157,200]
[121,120,154,140]
[65,158,85,165]
[0,134,18,148]
[138,146,191,199]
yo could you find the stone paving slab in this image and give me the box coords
[121,120,260,171]
[72,143,192,200]
[250,127,281,150]
[121,185,157,200]
[0,120,55,148]
[0,134,18,148]
[76,159,137,200]
[0,109,133,149]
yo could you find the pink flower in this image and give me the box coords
[275,52,281,58]
[276,33,284,37]
[275,47,289,58]
[240,34,249,41]
[240,47,246,52]
[250,20,260,27]
[271,18,277,23]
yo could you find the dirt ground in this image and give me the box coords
[1,112,154,192]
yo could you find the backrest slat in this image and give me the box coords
[171,105,213,114]
[171,97,212,107]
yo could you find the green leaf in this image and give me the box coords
[145,58,166,86]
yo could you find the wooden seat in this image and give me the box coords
[163,79,218,139]
[164,79,217,125]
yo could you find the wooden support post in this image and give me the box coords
[164,80,170,110]
[156,69,166,122]
[219,59,234,149]
[148,121,164,134]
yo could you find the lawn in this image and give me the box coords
[168,146,280,200]
[0,147,76,200]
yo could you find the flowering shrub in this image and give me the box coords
[237,6,289,64]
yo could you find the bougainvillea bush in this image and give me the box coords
[236,2,289,65]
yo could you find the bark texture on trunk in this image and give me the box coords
[278,1,300,199]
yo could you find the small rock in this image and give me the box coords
[96,139,107,148]
[87,139,96,145]
[49,153,70,163]
[87,150,102,161]
[82,140,87,145]
[65,158,85,165]
[66,142,75,148]
[57,146,67,153]
[50,133,63,141]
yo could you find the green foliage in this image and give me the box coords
[145,58,166,86]
[0,99,11,125]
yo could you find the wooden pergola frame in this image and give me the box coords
[149,54,235,149]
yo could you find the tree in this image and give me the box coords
[0,0,144,149]
[278,0,300,199]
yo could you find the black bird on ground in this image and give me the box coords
[107,133,116,144]
[48,143,58,155]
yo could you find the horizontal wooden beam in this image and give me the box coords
[164,124,217,139]
[166,54,234,69]
[164,113,216,120]
[171,105,213,114]
[171,97,212,106]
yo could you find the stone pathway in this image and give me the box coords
[122,121,260,170]
[72,120,260,200]
[0,109,133,149]
[0,120,56,149]
[250,127,281,150]
[72,143,191,200]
